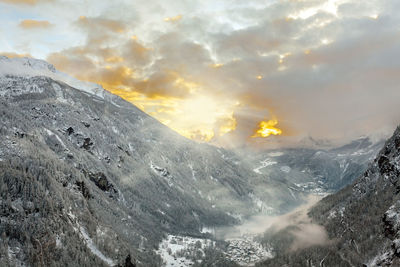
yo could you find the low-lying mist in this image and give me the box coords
[215,195,332,251]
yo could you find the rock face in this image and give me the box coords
[0,57,307,266]
[87,172,118,196]
[261,127,400,266]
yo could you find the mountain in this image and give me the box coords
[0,56,307,266]
[0,56,390,267]
[259,126,400,266]
[241,136,383,198]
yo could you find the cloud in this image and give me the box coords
[216,195,332,251]
[3,0,399,146]
[164,15,182,23]
[19,19,52,29]
[76,16,126,34]
[122,39,151,65]
[0,0,51,5]
[0,52,32,58]
[45,15,239,141]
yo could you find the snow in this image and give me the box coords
[280,166,291,173]
[200,227,215,234]
[118,189,128,205]
[248,193,274,214]
[67,210,115,266]
[44,128,67,149]
[226,212,243,222]
[156,233,272,266]
[339,206,346,217]
[365,202,400,267]
[8,245,25,267]
[79,226,115,266]
[224,236,273,266]
[293,181,326,195]
[253,158,277,174]
[328,210,337,219]
[0,56,106,98]
[385,202,400,230]
[367,251,392,267]
[150,162,174,186]
[44,128,53,136]
[67,209,76,220]
[0,76,45,97]
[158,209,166,215]
[288,187,297,200]
[341,162,349,175]
[55,235,62,248]
[267,152,283,157]
[188,164,196,180]
[209,175,217,182]
[156,235,214,267]
[52,82,68,103]
[111,126,119,134]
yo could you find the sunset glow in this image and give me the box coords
[252,120,282,138]
[1,0,397,145]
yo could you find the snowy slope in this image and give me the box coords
[261,126,400,266]
[0,57,306,267]
[0,56,105,98]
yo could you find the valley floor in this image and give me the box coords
[156,233,273,266]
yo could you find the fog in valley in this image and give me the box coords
[215,195,332,251]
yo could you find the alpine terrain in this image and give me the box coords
[0,56,308,266]
[259,126,400,266]
[0,56,390,267]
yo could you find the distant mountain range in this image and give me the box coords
[260,127,400,266]
[241,136,384,195]
[0,57,390,267]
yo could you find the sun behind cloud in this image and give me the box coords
[252,119,282,138]
[1,0,395,146]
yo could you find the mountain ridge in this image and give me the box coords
[260,126,400,266]
[0,56,390,267]
[0,56,106,98]
[0,57,307,266]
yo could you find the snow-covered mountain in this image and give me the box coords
[0,57,308,266]
[260,127,400,266]
[244,136,384,195]
[0,56,389,267]
[0,56,105,98]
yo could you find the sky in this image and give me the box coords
[1,0,399,147]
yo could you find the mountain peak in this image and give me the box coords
[0,56,57,73]
[0,56,106,98]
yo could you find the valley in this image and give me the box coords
[0,56,395,267]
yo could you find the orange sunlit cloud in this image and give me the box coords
[111,89,238,142]
[19,19,52,29]
[164,15,183,22]
[252,119,282,138]
[1,0,396,147]
[211,63,224,68]
[0,0,51,5]
[0,52,32,58]
[77,16,126,33]
[48,45,238,143]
